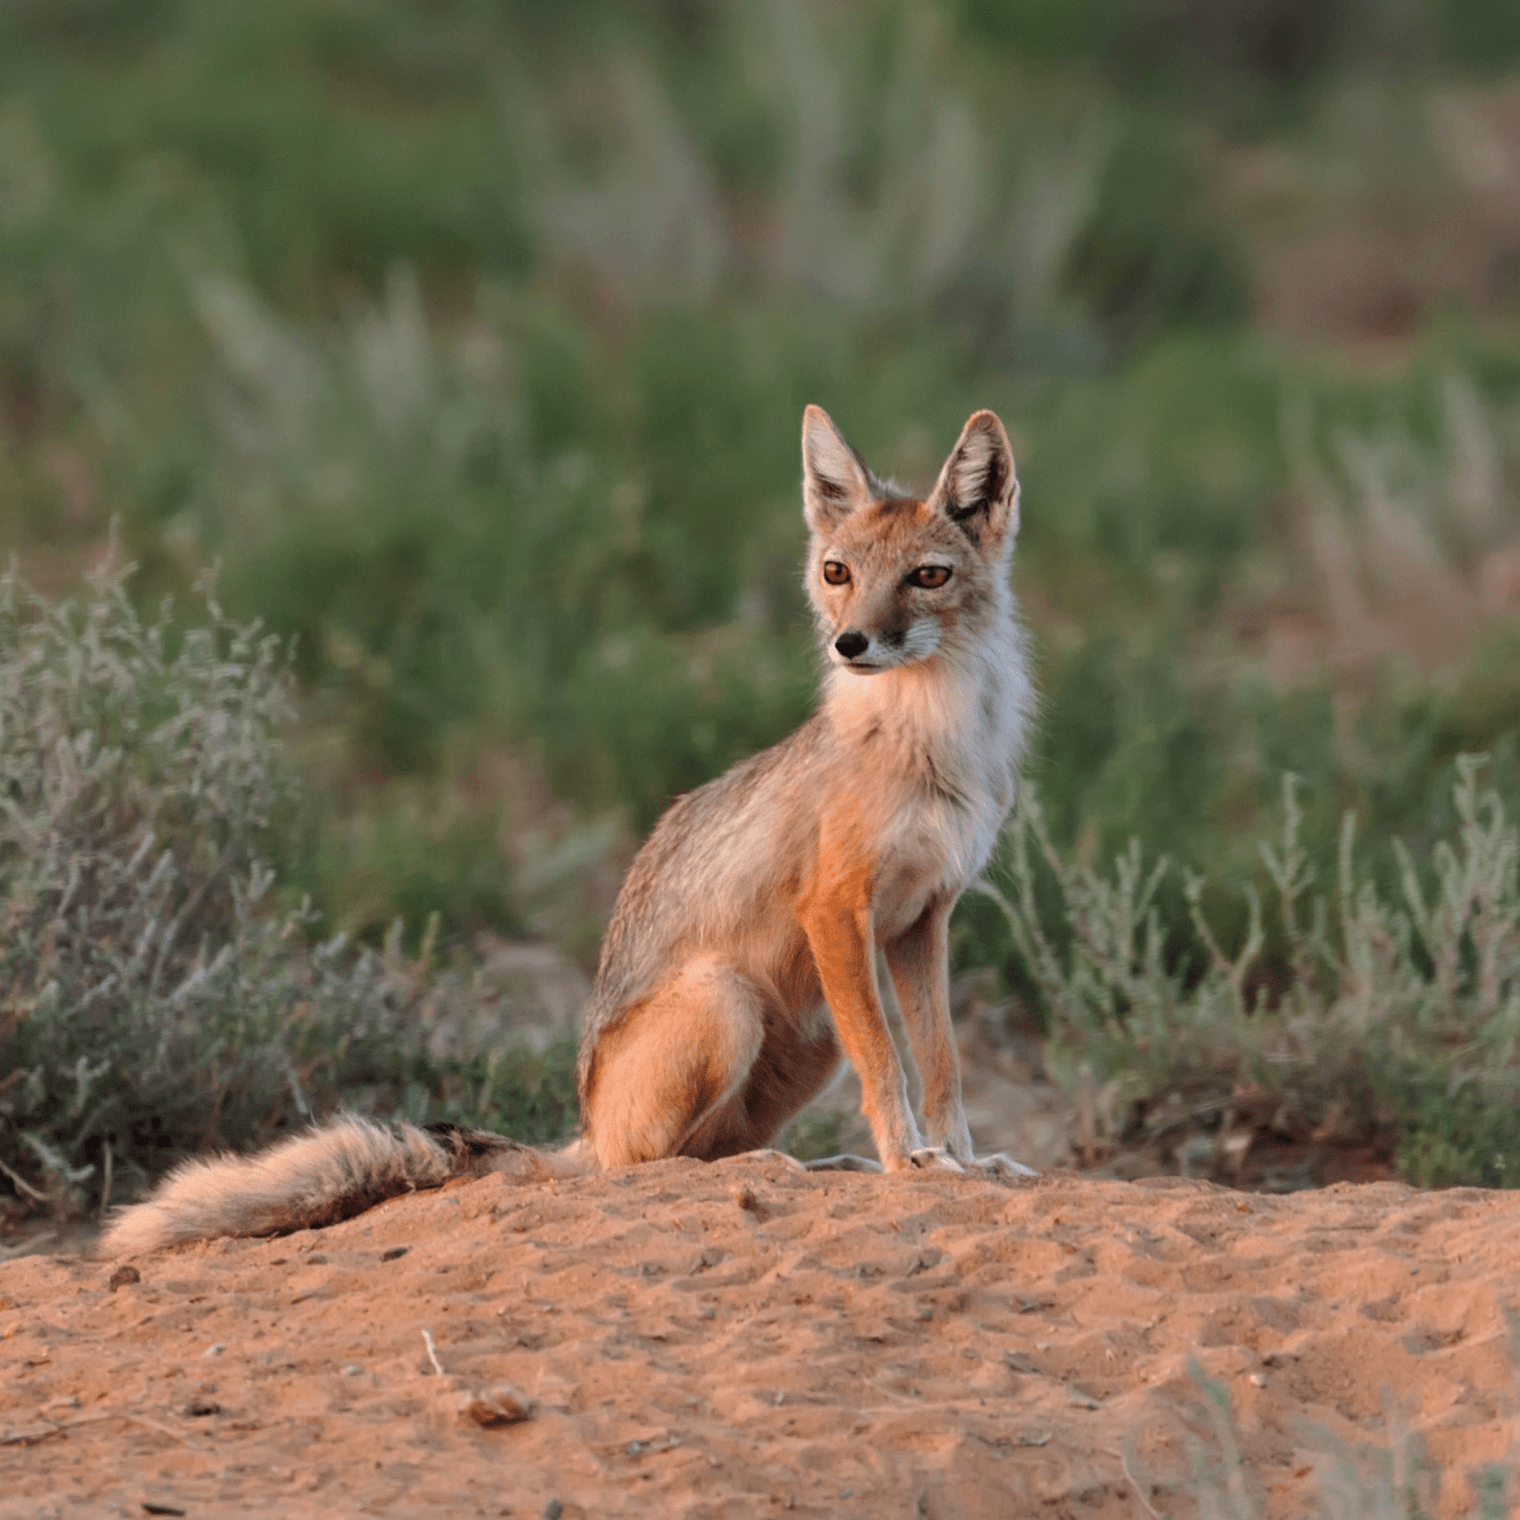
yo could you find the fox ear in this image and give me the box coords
[928,410,1018,553]
[801,405,872,533]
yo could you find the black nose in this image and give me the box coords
[834,630,869,659]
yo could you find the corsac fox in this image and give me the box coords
[104,406,1035,1257]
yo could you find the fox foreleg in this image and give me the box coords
[887,897,1039,1180]
[885,895,976,1162]
[798,897,924,1170]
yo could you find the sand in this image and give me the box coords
[3,1157,1518,1519]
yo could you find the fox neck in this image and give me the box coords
[820,583,1029,813]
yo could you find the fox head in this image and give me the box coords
[800,405,1019,675]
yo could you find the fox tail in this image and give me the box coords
[101,1116,585,1257]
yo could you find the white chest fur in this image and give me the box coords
[824,606,1032,933]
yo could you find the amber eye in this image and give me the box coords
[908,565,951,589]
[822,560,850,586]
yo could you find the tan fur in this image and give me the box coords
[103,407,1034,1256]
[101,1119,580,1257]
[578,405,1034,1174]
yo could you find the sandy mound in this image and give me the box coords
[3,1160,1517,1518]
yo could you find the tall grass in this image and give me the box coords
[0,565,573,1218]
[1139,1356,1512,1520]
[983,757,1520,1185]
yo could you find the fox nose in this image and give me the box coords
[834,630,869,659]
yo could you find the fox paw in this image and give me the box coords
[802,1154,883,1174]
[970,1152,1038,1179]
[907,1148,966,1174]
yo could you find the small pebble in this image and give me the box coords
[201,1344,225,1359]
[460,1384,532,1427]
[543,1503,563,1520]
[107,1265,140,1291]
[380,1247,408,1262]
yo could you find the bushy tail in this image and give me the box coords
[102,1117,587,1257]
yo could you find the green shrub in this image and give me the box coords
[0,557,294,1205]
[983,758,1520,1185]
[0,565,575,1217]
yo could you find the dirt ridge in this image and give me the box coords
[3,1158,1517,1518]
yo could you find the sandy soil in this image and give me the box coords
[3,1158,1518,1519]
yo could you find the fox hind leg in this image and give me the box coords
[690,1013,843,1159]
[581,957,767,1169]
[730,1014,841,1145]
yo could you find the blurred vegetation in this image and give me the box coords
[7,0,1520,1196]
[1156,1353,1512,1520]
[985,760,1520,1189]
[0,568,576,1217]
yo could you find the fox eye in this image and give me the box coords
[822,560,850,586]
[908,565,951,589]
